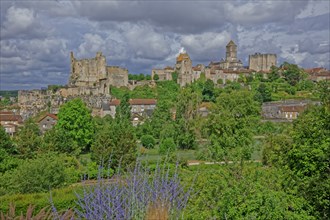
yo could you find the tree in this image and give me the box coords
[92,94,137,169]
[206,90,260,163]
[159,138,176,154]
[0,126,15,155]
[175,88,201,149]
[149,100,172,139]
[138,73,145,81]
[15,118,42,158]
[202,79,215,102]
[284,105,330,218]
[140,135,156,149]
[55,98,94,154]
[153,74,159,81]
[281,62,306,86]
[255,83,272,103]
[146,74,152,80]
[217,78,223,85]
[171,71,178,82]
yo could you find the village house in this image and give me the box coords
[0,111,23,136]
[261,100,319,122]
[305,67,330,82]
[106,99,157,125]
[38,113,58,134]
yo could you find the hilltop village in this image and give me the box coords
[1,40,328,127]
[15,40,276,118]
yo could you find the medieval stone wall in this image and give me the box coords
[249,53,277,72]
[107,66,128,87]
[69,52,107,87]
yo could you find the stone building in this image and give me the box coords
[249,53,277,72]
[151,66,174,81]
[38,113,58,134]
[69,51,128,94]
[219,40,243,70]
[0,111,23,136]
[261,100,319,122]
[107,66,129,87]
[176,52,194,87]
[107,99,157,125]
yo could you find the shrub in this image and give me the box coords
[140,135,156,149]
[159,138,176,154]
[52,162,191,219]
[4,153,70,194]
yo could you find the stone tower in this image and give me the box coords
[220,40,243,70]
[226,40,237,62]
[249,53,277,72]
[69,52,107,87]
[176,51,193,87]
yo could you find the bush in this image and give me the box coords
[3,153,70,194]
[140,135,156,149]
[159,138,176,154]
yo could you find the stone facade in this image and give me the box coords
[18,51,130,119]
[219,40,244,70]
[249,53,277,72]
[18,89,112,119]
[107,66,129,87]
[38,113,58,134]
[176,52,194,86]
[151,66,173,81]
[261,100,319,122]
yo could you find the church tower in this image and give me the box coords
[225,40,237,62]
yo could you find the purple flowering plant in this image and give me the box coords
[52,159,191,220]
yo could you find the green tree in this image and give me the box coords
[217,78,223,85]
[145,74,152,80]
[206,90,260,163]
[153,74,159,81]
[140,135,156,149]
[281,62,306,86]
[255,83,272,103]
[285,105,330,218]
[55,98,94,154]
[138,73,145,81]
[15,118,42,158]
[149,100,172,139]
[92,94,137,169]
[43,127,78,154]
[269,66,280,82]
[202,79,215,102]
[159,138,176,154]
[0,126,15,154]
[171,71,178,82]
[175,88,200,149]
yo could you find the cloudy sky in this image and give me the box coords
[0,0,329,90]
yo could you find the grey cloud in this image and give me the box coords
[0,6,52,40]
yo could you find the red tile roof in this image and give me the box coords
[0,111,14,115]
[0,114,23,123]
[280,106,306,113]
[38,113,58,122]
[129,99,157,105]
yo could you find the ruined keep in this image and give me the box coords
[176,51,193,87]
[249,53,277,72]
[219,40,243,70]
[18,51,129,119]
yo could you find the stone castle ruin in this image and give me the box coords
[18,52,129,119]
